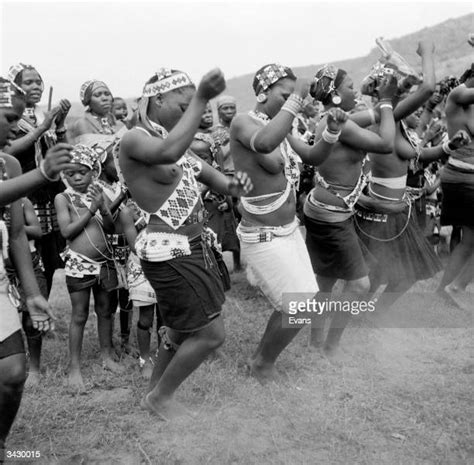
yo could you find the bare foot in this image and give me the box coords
[309,328,325,351]
[140,359,153,380]
[437,288,462,309]
[25,370,40,388]
[322,345,349,366]
[68,369,86,391]
[121,342,140,358]
[102,357,125,374]
[141,393,192,421]
[249,359,277,385]
[445,286,472,311]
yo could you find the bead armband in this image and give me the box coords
[321,127,341,144]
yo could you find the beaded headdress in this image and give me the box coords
[0,78,26,108]
[310,64,347,103]
[142,68,194,98]
[70,144,103,176]
[8,63,44,91]
[253,64,294,95]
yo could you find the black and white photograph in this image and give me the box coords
[0,0,472,463]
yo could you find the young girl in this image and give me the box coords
[55,144,122,390]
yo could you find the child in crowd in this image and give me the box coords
[55,144,123,390]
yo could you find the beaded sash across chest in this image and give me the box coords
[248,110,300,189]
[135,125,203,230]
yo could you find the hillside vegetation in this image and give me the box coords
[224,13,473,112]
[64,13,473,120]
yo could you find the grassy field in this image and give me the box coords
[5,256,473,465]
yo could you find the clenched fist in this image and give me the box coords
[326,108,349,133]
[228,171,253,198]
[42,143,74,179]
[197,68,226,101]
[294,79,310,100]
[449,130,471,150]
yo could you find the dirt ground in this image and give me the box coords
[5,261,473,465]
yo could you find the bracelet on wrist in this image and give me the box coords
[321,127,341,144]
[281,94,303,118]
[442,140,455,155]
[380,103,393,110]
[39,160,60,182]
[281,107,298,118]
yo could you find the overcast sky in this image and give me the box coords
[0,1,472,103]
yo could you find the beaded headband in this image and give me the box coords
[254,64,291,95]
[0,78,26,108]
[142,68,194,98]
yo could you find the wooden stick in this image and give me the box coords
[47,86,53,111]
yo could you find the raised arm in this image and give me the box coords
[0,144,73,206]
[120,69,225,165]
[5,106,61,156]
[288,108,349,165]
[448,85,474,106]
[196,161,252,198]
[393,40,436,121]
[235,80,309,154]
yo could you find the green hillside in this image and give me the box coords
[223,13,474,112]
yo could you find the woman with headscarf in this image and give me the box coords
[0,76,73,461]
[230,63,348,377]
[70,80,125,141]
[119,67,252,419]
[5,63,71,293]
[304,63,398,361]
[355,40,469,310]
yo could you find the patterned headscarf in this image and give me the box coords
[360,62,400,97]
[138,68,194,137]
[80,80,111,106]
[216,95,236,109]
[0,77,26,108]
[69,144,102,176]
[252,64,296,96]
[310,64,347,103]
[8,63,44,91]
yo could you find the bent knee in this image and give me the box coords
[1,355,27,387]
[203,320,225,350]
